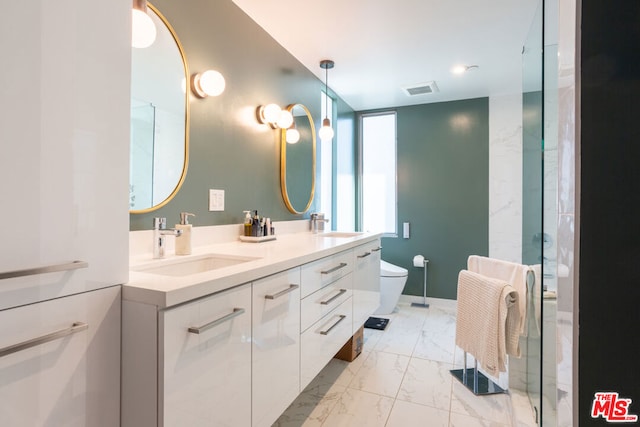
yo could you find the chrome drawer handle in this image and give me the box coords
[188,308,245,334]
[321,262,348,275]
[0,260,88,281]
[265,284,299,300]
[371,247,382,252]
[320,288,347,305]
[357,252,371,259]
[320,315,347,335]
[0,322,88,359]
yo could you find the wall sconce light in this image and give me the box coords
[276,110,294,129]
[132,0,156,48]
[191,70,226,98]
[256,104,293,130]
[318,59,335,142]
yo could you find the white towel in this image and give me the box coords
[455,270,521,377]
[467,255,529,335]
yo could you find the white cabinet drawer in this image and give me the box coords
[300,296,353,390]
[160,283,252,427]
[300,250,353,298]
[0,286,121,427]
[352,239,382,332]
[301,273,352,333]
[252,268,301,427]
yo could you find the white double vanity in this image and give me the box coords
[123,224,381,427]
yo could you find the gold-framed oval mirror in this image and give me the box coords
[130,3,189,214]
[280,104,316,214]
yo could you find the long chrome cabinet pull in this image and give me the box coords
[321,263,347,275]
[320,315,346,335]
[357,252,371,259]
[371,247,382,252]
[265,284,299,300]
[188,308,245,334]
[0,322,88,359]
[0,260,88,281]
[320,289,347,305]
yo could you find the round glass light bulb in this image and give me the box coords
[319,125,334,141]
[132,9,157,48]
[286,128,300,144]
[276,110,294,129]
[319,118,334,141]
[262,104,281,123]
[198,70,226,97]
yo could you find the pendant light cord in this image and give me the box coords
[324,65,329,120]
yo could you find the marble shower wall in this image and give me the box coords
[489,93,523,264]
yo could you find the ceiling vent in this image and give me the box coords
[403,81,439,96]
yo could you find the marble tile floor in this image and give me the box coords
[274,301,526,427]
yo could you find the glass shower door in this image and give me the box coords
[521,0,544,423]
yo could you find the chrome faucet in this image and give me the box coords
[153,217,182,259]
[310,213,329,234]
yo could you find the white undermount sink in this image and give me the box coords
[132,254,258,277]
[317,231,364,238]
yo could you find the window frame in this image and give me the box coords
[357,110,398,237]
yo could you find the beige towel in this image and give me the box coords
[467,255,529,335]
[455,270,521,377]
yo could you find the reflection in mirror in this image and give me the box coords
[130,3,189,213]
[281,104,316,214]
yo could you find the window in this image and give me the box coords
[360,112,397,235]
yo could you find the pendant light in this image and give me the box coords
[318,59,335,142]
[132,0,156,48]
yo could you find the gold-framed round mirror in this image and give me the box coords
[130,3,189,214]
[280,104,316,214]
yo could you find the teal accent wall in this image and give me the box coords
[522,91,543,266]
[365,98,489,300]
[130,0,353,230]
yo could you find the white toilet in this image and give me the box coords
[374,260,408,315]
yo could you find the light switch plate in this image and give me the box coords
[209,189,225,211]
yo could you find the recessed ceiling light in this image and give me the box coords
[452,65,467,75]
[451,65,479,75]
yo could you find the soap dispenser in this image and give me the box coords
[175,212,195,255]
[243,211,252,236]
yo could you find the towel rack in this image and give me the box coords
[451,268,537,396]
[450,352,507,396]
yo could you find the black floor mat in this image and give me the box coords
[364,316,389,330]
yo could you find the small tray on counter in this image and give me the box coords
[239,235,277,243]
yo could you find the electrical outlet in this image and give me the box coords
[209,189,225,211]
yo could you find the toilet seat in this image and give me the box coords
[380,260,408,277]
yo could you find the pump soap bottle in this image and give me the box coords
[243,211,252,236]
[175,212,195,255]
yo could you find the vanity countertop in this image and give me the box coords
[125,231,381,309]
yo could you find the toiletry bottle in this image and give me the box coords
[175,212,195,255]
[243,211,252,236]
[252,211,262,237]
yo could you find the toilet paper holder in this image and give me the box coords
[412,255,429,308]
